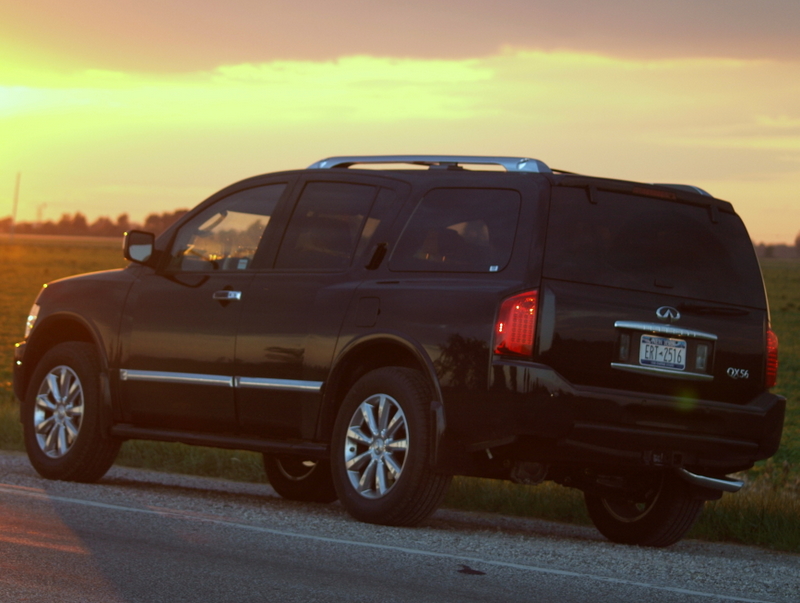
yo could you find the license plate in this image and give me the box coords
[639,335,686,371]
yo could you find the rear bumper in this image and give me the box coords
[442,361,786,475]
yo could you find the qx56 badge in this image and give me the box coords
[727,367,750,380]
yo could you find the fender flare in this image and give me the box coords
[324,331,447,467]
[22,312,115,434]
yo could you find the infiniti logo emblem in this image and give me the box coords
[656,306,681,323]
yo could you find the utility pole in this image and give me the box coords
[10,172,21,240]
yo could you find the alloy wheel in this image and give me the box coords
[33,365,84,458]
[343,393,408,499]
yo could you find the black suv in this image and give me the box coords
[13,155,785,546]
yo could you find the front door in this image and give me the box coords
[118,181,288,431]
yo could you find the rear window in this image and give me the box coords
[543,187,765,308]
[389,188,520,273]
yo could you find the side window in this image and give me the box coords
[354,187,396,259]
[389,188,521,273]
[169,184,285,271]
[275,182,378,271]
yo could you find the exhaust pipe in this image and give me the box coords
[677,468,744,493]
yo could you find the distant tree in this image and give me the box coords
[38,220,58,235]
[1,208,188,238]
[72,213,89,234]
[89,216,118,237]
[795,231,800,257]
[116,213,131,233]
[142,209,188,236]
[56,213,73,234]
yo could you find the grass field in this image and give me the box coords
[1,236,798,551]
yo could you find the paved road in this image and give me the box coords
[0,451,797,603]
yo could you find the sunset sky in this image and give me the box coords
[2,0,799,243]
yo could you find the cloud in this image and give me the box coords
[2,49,799,242]
[2,0,800,74]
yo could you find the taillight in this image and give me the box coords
[494,290,538,356]
[766,328,779,388]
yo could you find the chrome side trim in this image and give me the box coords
[610,363,714,382]
[235,377,323,393]
[120,369,233,387]
[120,370,323,392]
[614,321,718,341]
[308,155,552,173]
[677,468,744,493]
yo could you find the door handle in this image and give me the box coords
[212,290,242,301]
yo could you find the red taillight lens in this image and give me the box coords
[766,328,779,388]
[494,290,538,356]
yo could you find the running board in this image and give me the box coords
[676,468,744,493]
[110,424,328,459]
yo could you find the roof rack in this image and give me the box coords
[308,155,552,173]
[654,183,712,197]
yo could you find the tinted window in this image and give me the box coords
[170,184,285,271]
[543,187,765,307]
[390,188,520,273]
[275,182,377,271]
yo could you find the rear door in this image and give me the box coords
[539,184,768,404]
[234,173,408,440]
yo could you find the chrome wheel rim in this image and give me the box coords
[33,365,84,458]
[343,393,408,499]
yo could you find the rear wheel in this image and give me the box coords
[331,367,451,526]
[584,472,704,547]
[263,455,337,503]
[22,342,120,482]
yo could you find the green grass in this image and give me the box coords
[759,259,800,473]
[116,440,268,483]
[1,237,798,551]
[0,236,128,390]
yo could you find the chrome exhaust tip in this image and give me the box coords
[677,468,744,493]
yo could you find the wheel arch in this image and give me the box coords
[318,333,446,465]
[20,313,112,425]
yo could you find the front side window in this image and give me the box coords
[275,182,378,271]
[389,188,521,273]
[170,184,285,271]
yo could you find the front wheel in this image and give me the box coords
[22,342,121,482]
[584,472,704,547]
[331,367,451,527]
[262,455,337,503]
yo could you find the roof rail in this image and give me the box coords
[654,183,712,197]
[308,155,552,173]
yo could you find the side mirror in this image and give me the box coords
[123,230,155,264]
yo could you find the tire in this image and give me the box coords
[584,472,704,547]
[22,342,121,483]
[331,367,451,526]
[263,455,338,503]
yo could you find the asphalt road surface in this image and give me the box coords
[0,451,797,603]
